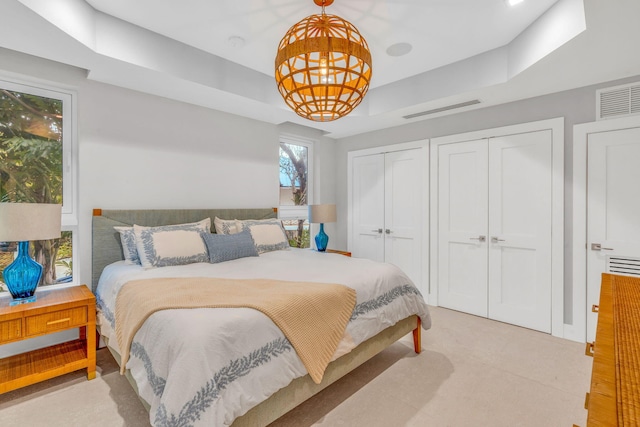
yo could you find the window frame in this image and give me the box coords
[0,75,78,288]
[278,135,314,220]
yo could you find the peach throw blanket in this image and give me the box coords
[115,277,357,384]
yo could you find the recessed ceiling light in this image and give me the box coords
[227,36,245,48]
[506,0,524,6]
[386,42,412,57]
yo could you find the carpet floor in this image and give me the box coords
[0,306,591,426]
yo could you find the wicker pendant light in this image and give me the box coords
[275,0,372,122]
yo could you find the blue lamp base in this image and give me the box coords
[3,241,42,305]
[9,295,37,306]
[315,223,329,252]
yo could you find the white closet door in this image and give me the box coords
[586,127,640,341]
[384,149,422,287]
[487,131,553,333]
[437,139,489,317]
[352,153,385,262]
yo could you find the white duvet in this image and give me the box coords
[96,248,431,427]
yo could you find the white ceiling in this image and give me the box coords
[2,0,640,138]
[84,0,558,89]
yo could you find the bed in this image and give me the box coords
[92,208,431,426]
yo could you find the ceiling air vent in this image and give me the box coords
[403,100,481,120]
[597,82,640,120]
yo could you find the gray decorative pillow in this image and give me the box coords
[133,218,211,268]
[236,219,290,254]
[114,226,140,265]
[203,230,259,264]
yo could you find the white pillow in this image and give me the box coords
[214,216,239,235]
[114,226,140,265]
[134,218,211,268]
[236,219,289,254]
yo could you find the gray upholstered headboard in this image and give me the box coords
[91,208,277,292]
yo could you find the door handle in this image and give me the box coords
[491,237,505,244]
[385,229,393,234]
[371,228,383,234]
[469,236,486,242]
[591,243,613,251]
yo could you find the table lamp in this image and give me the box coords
[308,204,336,252]
[0,203,61,305]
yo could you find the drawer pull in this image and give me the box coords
[585,341,595,357]
[592,304,599,313]
[46,318,71,326]
[584,392,590,409]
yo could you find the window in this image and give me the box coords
[0,79,76,292]
[279,138,313,248]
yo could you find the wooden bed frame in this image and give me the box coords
[91,208,422,426]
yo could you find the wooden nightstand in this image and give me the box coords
[0,285,96,394]
[326,249,352,257]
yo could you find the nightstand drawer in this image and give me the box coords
[0,319,22,343]
[25,306,87,336]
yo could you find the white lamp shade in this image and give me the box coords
[0,203,62,242]
[308,204,337,224]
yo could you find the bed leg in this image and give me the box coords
[413,317,422,354]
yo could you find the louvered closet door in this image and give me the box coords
[487,131,553,333]
[352,153,385,262]
[437,139,489,317]
[384,149,422,287]
[586,127,640,341]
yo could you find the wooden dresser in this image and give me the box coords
[584,273,640,426]
[326,249,352,257]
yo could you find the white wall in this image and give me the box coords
[76,81,282,284]
[335,74,640,327]
[5,43,639,334]
[0,47,336,296]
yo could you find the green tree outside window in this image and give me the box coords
[0,88,70,287]
[280,142,310,248]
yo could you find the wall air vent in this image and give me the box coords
[608,256,640,277]
[403,100,481,120]
[597,82,640,120]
